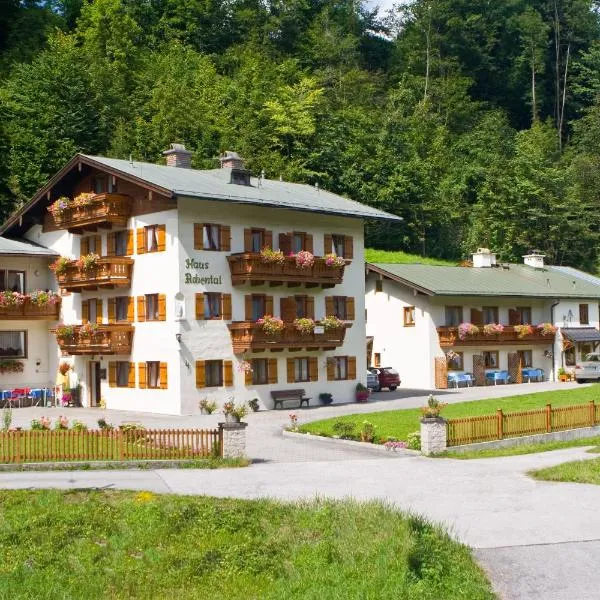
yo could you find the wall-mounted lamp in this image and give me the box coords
[544,349,552,359]
[175,333,182,344]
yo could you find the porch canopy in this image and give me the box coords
[562,328,600,343]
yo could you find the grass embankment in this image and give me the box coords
[365,248,457,266]
[530,457,600,485]
[0,491,494,599]
[300,385,600,446]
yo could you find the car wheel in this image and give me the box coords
[389,386,397,391]
[576,379,586,384]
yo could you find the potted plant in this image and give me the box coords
[222,399,248,423]
[324,253,345,268]
[293,317,315,335]
[355,382,369,403]
[558,367,569,382]
[256,315,284,336]
[421,394,447,419]
[319,392,333,405]
[199,397,217,414]
[248,398,260,412]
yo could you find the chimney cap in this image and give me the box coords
[219,150,244,165]
[522,250,546,258]
[162,143,192,157]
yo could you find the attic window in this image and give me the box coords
[230,168,251,186]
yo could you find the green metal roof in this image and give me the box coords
[367,263,600,299]
[0,236,57,257]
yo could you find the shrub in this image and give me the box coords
[72,420,88,431]
[97,418,114,431]
[360,421,376,443]
[54,416,69,431]
[318,393,333,405]
[249,398,260,412]
[2,407,12,431]
[332,420,356,439]
[407,431,421,450]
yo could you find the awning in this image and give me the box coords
[562,328,600,343]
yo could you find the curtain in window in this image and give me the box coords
[117,362,129,387]
[6,271,24,293]
[146,295,158,320]
[0,331,23,356]
[333,236,345,257]
[335,357,348,380]
[294,359,308,382]
[147,227,158,252]
[204,294,220,318]
[203,226,219,250]
[147,362,160,388]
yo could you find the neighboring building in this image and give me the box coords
[0,146,398,414]
[366,249,600,389]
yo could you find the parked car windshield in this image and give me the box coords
[584,354,600,362]
[381,368,398,375]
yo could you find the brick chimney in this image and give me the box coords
[219,151,245,170]
[162,143,192,168]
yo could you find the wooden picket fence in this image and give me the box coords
[447,401,600,447]
[0,428,221,464]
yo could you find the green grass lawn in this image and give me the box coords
[0,490,494,600]
[300,385,600,444]
[365,248,457,266]
[530,457,600,485]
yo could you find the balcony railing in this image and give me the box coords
[0,299,61,320]
[228,322,349,353]
[437,325,554,347]
[228,253,349,288]
[57,257,133,292]
[53,193,132,233]
[54,325,134,355]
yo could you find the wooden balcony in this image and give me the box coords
[228,253,349,288]
[53,193,132,233]
[437,326,554,347]
[55,324,134,355]
[0,299,60,320]
[228,322,349,353]
[57,258,133,292]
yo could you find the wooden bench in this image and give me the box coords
[271,389,311,409]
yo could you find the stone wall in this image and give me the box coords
[420,417,447,455]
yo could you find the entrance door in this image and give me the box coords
[88,361,101,407]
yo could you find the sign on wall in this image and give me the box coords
[184,258,222,285]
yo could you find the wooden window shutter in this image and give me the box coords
[305,234,314,253]
[126,230,134,256]
[158,294,166,321]
[268,358,278,384]
[108,298,116,324]
[279,233,292,254]
[244,228,252,252]
[127,297,134,323]
[245,364,253,386]
[82,300,89,323]
[138,362,147,389]
[94,234,101,255]
[264,230,273,249]
[128,363,135,388]
[137,296,146,322]
[309,357,318,382]
[224,360,233,386]
[245,295,252,320]
[281,297,296,322]
[195,360,206,388]
[137,228,146,254]
[96,299,103,324]
[327,358,335,381]
[220,225,231,251]
[195,293,205,320]
[344,236,354,259]
[265,295,274,316]
[324,234,333,254]
[470,308,483,326]
[157,225,166,252]
[347,297,355,320]
[287,358,295,383]
[193,223,203,250]
[348,357,357,380]
[80,237,89,256]
[508,309,519,326]
[160,362,168,389]
[107,232,116,257]
[108,362,116,387]
[222,294,232,320]
[306,296,315,319]
[325,297,334,316]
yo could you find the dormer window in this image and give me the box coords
[230,168,251,186]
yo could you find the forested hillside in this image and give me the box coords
[2,1,600,269]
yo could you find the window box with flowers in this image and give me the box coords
[319,316,345,331]
[293,318,315,335]
[458,322,480,340]
[49,256,72,277]
[324,253,345,268]
[76,253,100,272]
[0,291,26,310]
[483,323,504,336]
[55,324,75,342]
[79,322,99,338]
[294,251,314,270]
[514,324,533,339]
[259,247,285,264]
[537,323,557,336]
[256,315,284,336]
[0,359,24,374]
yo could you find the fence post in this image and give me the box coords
[546,403,552,433]
[497,409,503,440]
[118,428,124,461]
[15,429,20,464]
[590,401,595,427]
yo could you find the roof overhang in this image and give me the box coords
[366,263,434,295]
[561,328,600,343]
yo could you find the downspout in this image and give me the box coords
[550,299,560,381]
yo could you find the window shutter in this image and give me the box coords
[126,230,134,255]
[108,298,116,324]
[222,294,232,320]
[108,362,116,387]
[265,295,273,316]
[157,225,166,252]
[220,225,231,251]
[80,237,89,256]
[96,299,103,324]
[309,357,318,382]
[327,359,335,381]
[245,365,253,386]
[224,360,233,386]
[82,301,89,323]
[94,234,101,255]
[470,308,483,326]
[127,297,134,322]
[346,297,355,320]
[287,358,295,383]
[195,293,205,320]
[348,356,357,380]
[305,234,313,253]
[281,297,296,322]
[160,362,168,389]
[158,294,166,321]
[508,309,519,326]
[138,362,147,389]
[194,223,203,250]
[137,296,146,322]
[306,297,315,319]
[268,358,278,384]
[128,362,135,388]
[137,228,146,254]
[343,236,354,259]
[245,295,252,321]
[244,228,252,252]
[264,230,273,249]
[324,234,333,254]
[107,232,116,257]
[195,360,206,388]
[279,233,292,254]
[325,297,334,316]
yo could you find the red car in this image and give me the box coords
[368,367,401,392]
